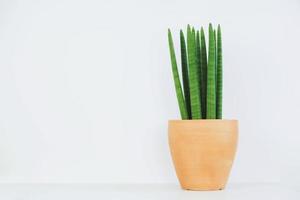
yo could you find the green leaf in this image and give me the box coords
[214,29,217,99]
[168,29,188,119]
[200,27,208,119]
[180,30,191,119]
[216,25,223,119]
[196,30,205,118]
[206,24,216,119]
[187,25,202,119]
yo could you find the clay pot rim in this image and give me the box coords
[169,119,238,122]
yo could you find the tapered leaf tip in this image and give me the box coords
[209,23,214,32]
[217,24,221,32]
[168,29,173,38]
[187,24,192,32]
[168,29,173,44]
[200,27,205,35]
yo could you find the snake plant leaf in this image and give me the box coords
[187,25,202,119]
[206,24,216,119]
[200,27,208,119]
[196,30,205,118]
[214,29,217,116]
[168,29,188,119]
[214,29,217,95]
[180,30,191,119]
[216,25,223,119]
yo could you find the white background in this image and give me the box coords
[0,0,299,186]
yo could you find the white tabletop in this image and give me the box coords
[0,182,298,200]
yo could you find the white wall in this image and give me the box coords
[0,0,299,184]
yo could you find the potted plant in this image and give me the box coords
[167,24,238,191]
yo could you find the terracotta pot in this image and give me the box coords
[168,120,238,191]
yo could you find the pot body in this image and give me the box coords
[168,120,238,191]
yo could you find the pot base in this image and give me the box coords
[183,187,224,191]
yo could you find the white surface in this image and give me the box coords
[0,183,299,200]
[0,0,300,184]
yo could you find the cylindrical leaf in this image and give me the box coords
[168,29,188,119]
[180,30,191,119]
[200,27,208,119]
[187,25,202,119]
[216,25,223,119]
[206,24,216,119]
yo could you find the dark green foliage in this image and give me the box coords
[168,24,223,120]
[206,24,216,119]
[196,31,205,117]
[168,29,188,119]
[216,25,223,119]
[200,27,208,118]
[187,25,202,119]
[180,30,191,119]
[214,29,217,101]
